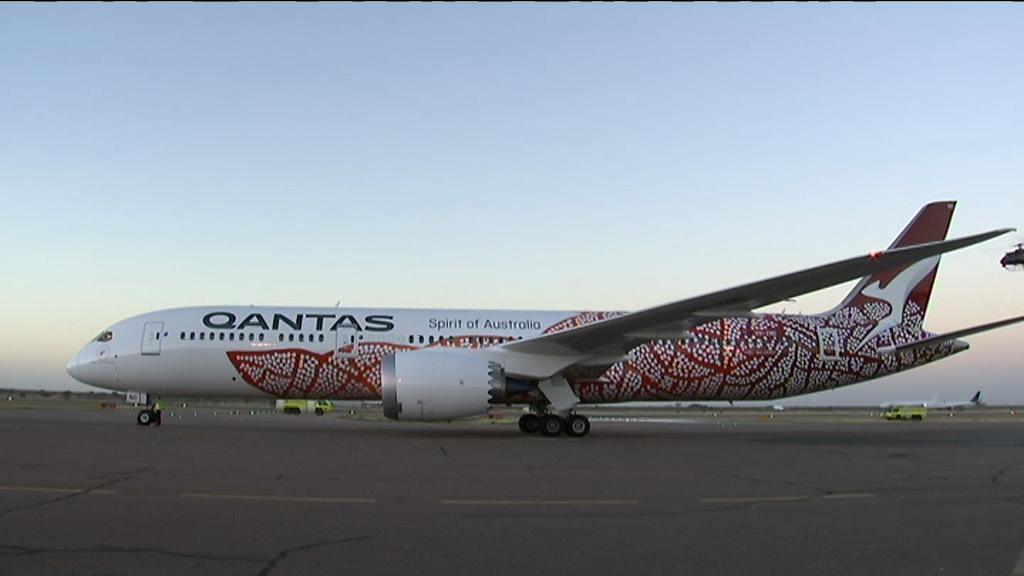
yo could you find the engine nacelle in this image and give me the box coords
[382,349,504,421]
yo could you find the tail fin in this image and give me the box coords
[970,391,982,405]
[830,201,956,348]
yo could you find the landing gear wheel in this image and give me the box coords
[564,414,591,437]
[539,414,564,437]
[518,413,540,433]
[315,408,325,416]
[137,409,156,426]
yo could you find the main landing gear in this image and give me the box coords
[518,411,590,438]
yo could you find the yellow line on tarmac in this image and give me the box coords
[182,493,375,503]
[441,499,638,505]
[0,485,116,495]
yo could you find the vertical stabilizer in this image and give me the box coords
[829,201,956,348]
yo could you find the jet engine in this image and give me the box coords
[382,348,508,421]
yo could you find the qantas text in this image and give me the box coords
[202,312,395,332]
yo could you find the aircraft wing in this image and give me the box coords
[503,228,1013,364]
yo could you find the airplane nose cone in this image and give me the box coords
[66,351,81,381]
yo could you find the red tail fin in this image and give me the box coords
[832,201,955,339]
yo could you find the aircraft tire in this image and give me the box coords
[315,408,324,416]
[539,414,563,437]
[518,413,540,433]
[136,410,156,426]
[564,414,590,437]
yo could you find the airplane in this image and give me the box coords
[67,201,1024,438]
[879,391,983,410]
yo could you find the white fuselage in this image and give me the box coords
[67,306,581,398]
[67,304,961,404]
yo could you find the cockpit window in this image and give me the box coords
[94,331,113,342]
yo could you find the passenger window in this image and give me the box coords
[259,333,265,342]
[219,333,225,341]
[229,333,235,341]
[200,333,205,340]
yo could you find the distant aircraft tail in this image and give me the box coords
[826,201,956,350]
[970,391,982,405]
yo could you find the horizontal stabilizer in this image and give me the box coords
[889,314,1024,353]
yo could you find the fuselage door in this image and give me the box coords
[142,322,164,356]
[817,327,842,360]
[335,326,359,359]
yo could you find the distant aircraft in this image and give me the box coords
[879,391,983,410]
[67,201,1024,438]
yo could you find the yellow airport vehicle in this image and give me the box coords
[883,405,927,420]
[276,399,335,416]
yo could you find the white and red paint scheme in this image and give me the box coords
[68,202,1023,436]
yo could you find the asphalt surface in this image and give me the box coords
[1,406,1023,576]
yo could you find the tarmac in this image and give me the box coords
[1,401,1023,576]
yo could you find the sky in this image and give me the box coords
[2,2,1022,405]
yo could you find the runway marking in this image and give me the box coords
[441,499,638,506]
[1012,545,1024,576]
[0,485,116,495]
[182,493,376,503]
[699,493,874,504]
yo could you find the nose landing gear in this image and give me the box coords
[136,398,163,426]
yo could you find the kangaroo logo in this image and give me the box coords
[853,256,939,351]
